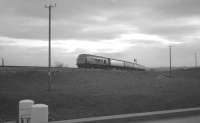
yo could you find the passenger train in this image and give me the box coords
[77,54,147,71]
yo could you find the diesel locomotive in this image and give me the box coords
[77,54,147,71]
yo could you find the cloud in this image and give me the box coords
[153,0,200,18]
[119,33,182,45]
[1,0,200,41]
[1,0,200,67]
[0,36,134,53]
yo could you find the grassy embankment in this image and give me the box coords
[0,67,200,121]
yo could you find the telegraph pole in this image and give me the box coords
[169,46,172,77]
[2,58,4,67]
[45,0,56,91]
[195,52,197,68]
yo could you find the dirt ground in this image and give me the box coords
[0,67,200,121]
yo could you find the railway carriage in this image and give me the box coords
[77,54,110,68]
[110,59,124,68]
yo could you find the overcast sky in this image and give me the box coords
[0,0,200,67]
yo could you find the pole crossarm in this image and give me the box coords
[45,4,56,8]
[45,0,56,8]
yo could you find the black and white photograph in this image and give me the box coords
[0,0,200,123]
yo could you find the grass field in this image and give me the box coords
[0,66,200,121]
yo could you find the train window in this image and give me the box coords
[104,60,106,64]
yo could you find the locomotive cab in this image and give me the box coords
[77,54,87,68]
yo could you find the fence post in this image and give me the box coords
[30,104,48,123]
[19,100,34,123]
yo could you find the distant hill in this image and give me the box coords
[152,66,198,71]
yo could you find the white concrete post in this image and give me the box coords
[30,104,48,123]
[19,100,34,123]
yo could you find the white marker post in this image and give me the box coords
[19,100,34,123]
[30,104,48,123]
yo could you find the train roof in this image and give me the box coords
[78,54,109,59]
